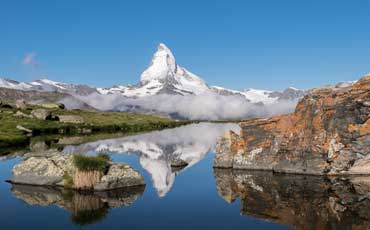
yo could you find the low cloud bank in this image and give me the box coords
[75,92,298,120]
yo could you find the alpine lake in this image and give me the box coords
[1,123,370,229]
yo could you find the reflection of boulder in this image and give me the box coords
[170,158,189,173]
[214,169,370,229]
[11,184,145,226]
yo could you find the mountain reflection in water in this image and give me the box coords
[214,169,370,230]
[62,122,240,197]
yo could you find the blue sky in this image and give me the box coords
[1,0,369,90]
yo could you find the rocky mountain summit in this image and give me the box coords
[215,74,370,175]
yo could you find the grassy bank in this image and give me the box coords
[0,106,191,151]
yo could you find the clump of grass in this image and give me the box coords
[63,172,74,188]
[73,154,109,172]
[97,152,110,161]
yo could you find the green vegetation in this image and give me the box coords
[73,154,110,172]
[97,152,110,161]
[63,172,74,188]
[0,105,191,152]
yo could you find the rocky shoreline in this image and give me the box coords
[214,75,370,175]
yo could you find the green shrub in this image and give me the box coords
[73,154,109,172]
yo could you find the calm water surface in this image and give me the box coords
[1,123,369,229]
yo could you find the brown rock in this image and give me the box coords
[215,74,370,175]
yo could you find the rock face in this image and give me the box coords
[214,169,370,230]
[9,152,145,191]
[215,75,370,175]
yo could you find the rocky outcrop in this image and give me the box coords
[15,99,27,109]
[215,75,370,175]
[57,115,84,124]
[9,152,145,191]
[38,103,65,109]
[10,184,145,226]
[31,109,52,120]
[214,169,370,229]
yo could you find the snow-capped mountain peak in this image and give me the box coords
[140,43,177,83]
[134,43,209,96]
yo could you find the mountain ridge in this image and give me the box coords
[0,43,304,105]
[0,43,309,119]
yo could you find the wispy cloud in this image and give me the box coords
[23,52,38,68]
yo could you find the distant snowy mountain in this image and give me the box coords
[95,43,304,103]
[0,43,307,119]
[0,78,97,96]
[97,43,209,97]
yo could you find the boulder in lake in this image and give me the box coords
[170,158,189,168]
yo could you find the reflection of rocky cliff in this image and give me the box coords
[63,123,239,197]
[214,169,370,229]
[11,184,145,226]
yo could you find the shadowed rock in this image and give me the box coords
[213,169,370,229]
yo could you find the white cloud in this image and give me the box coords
[23,52,38,67]
[74,92,298,120]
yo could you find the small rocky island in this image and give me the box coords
[8,152,145,191]
[215,74,370,175]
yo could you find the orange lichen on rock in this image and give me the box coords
[215,74,370,175]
